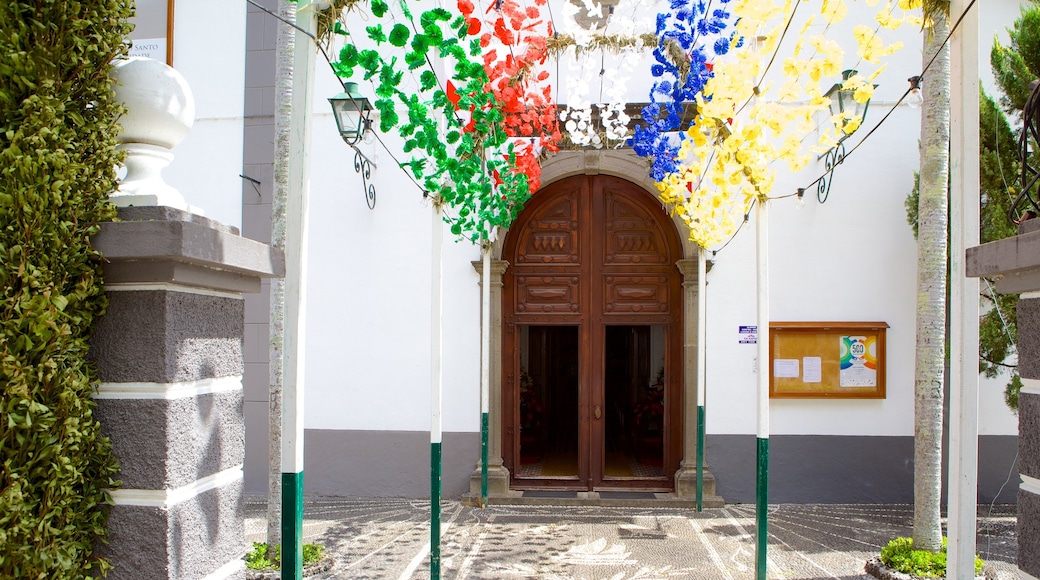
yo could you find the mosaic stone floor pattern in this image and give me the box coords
[244,499,1018,579]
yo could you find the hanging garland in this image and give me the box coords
[326,0,920,245]
[643,0,922,248]
[458,0,560,192]
[332,0,528,241]
[629,0,738,181]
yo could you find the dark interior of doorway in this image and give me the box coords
[605,325,664,478]
[518,326,579,478]
[517,325,664,479]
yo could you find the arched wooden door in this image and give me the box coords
[502,175,684,491]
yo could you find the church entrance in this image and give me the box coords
[502,175,684,491]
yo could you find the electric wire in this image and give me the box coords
[784,0,979,203]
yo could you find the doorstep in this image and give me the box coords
[461,490,726,508]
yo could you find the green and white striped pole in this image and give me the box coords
[430,203,444,580]
[754,198,770,580]
[696,245,707,511]
[281,1,318,578]
[480,232,491,507]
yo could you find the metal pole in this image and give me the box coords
[430,203,444,580]
[696,245,707,511]
[480,234,491,507]
[281,1,317,578]
[754,199,770,580]
[948,0,981,576]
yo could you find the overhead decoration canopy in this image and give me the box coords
[326,0,923,245]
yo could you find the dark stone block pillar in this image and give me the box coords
[968,219,1040,580]
[89,207,283,580]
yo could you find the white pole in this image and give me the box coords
[948,0,981,577]
[480,233,491,505]
[280,1,317,577]
[754,198,769,580]
[695,245,707,510]
[430,203,444,579]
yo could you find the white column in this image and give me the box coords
[948,1,981,577]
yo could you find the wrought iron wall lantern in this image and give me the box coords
[329,82,378,209]
[817,69,875,203]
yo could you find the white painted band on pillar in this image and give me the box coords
[1023,474,1040,496]
[755,200,769,439]
[431,206,444,444]
[94,376,242,400]
[697,246,707,408]
[107,464,243,508]
[1022,378,1040,396]
[201,557,247,580]
[103,282,245,301]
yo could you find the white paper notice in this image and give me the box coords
[129,38,167,63]
[773,359,800,378]
[803,357,822,383]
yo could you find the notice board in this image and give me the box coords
[128,0,175,65]
[769,322,888,399]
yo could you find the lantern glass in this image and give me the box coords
[329,82,372,144]
[825,70,873,137]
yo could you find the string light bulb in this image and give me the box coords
[795,188,805,209]
[907,76,924,109]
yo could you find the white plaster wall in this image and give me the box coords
[293,0,1023,437]
[163,0,247,229]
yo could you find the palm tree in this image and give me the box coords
[266,0,296,547]
[912,0,950,553]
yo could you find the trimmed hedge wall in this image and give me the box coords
[0,1,133,578]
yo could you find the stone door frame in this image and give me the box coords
[469,150,716,499]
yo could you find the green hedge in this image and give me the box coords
[0,1,133,577]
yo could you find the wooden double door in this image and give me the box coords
[502,175,684,491]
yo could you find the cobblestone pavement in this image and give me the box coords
[244,498,1017,579]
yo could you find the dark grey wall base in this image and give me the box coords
[101,479,245,580]
[300,430,480,498]
[246,431,1018,503]
[707,434,1018,504]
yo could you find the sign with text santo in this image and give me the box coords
[768,322,888,399]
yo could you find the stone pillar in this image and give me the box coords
[469,260,513,496]
[89,207,284,579]
[673,259,723,505]
[967,218,1040,580]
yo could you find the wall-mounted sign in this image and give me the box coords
[738,325,757,344]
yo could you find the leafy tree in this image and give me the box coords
[0,1,132,577]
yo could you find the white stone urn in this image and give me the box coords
[110,57,196,211]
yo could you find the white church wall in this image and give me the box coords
[165,0,247,229]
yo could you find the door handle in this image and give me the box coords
[594,405,602,420]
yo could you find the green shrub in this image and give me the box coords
[244,542,326,571]
[880,537,983,578]
[0,1,133,578]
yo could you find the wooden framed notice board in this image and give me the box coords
[128,0,175,66]
[769,322,888,399]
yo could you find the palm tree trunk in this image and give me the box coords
[267,0,295,547]
[912,13,951,553]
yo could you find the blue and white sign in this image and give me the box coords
[739,325,757,344]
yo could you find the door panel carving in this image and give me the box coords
[514,191,580,264]
[603,275,670,313]
[516,275,581,313]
